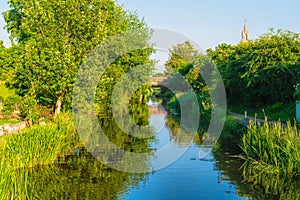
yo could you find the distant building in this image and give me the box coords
[241,20,249,43]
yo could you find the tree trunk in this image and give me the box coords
[55,98,62,116]
[139,94,144,105]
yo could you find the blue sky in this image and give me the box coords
[1,0,300,50]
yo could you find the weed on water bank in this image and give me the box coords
[240,119,300,175]
[0,113,78,199]
[2,113,77,168]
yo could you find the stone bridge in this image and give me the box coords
[150,77,168,87]
[148,105,168,115]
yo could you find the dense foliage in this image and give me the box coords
[208,30,300,106]
[1,0,154,118]
[164,41,212,115]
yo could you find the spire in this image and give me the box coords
[241,20,249,43]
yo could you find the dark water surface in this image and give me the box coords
[24,98,300,199]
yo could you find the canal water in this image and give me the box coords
[120,98,245,199]
[22,97,300,199]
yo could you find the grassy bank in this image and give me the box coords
[0,113,78,199]
[240,120,300,174]
[229,102,295,122]
[1,113,77,168]
[0,119,21,125]
[218,114,247,144]
[0,81,15,100]
[0,113,77,179]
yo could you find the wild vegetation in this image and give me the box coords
[240,120,300,174]
[161,41,214,130]
[159,30,300,175]
[207,29,300,107]
[2,113,77,168]
[206,29,300,174]
[0,0,154,122]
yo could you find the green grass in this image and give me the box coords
[215,113,247,149]
[240,119,300,174]
[2,113,77,168]
[229,102,295,122]
[0,119,21,125]
[0,135,10,147]
[0,113,78,199]
[0,113,77,167]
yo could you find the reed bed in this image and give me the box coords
[2,113,77,168]
[240,119,300,174]
[0,113,77,199]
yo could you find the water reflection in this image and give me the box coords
[240,162,300,200]
[5,96,300,199]
[17,151,148,200]
[213,127,300,200]
[125,96,300,199]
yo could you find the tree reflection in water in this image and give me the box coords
[5,102,153,199]
[213,133,300,200]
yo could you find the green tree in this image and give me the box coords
[0,41,13,82]
[208,29,300,105]
[164,41,214,128]
[4,0,153,116]
[95,47,154,116]
[165,41,197,76]
[165,41,214,94]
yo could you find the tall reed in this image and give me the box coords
[2,113,77,168]
[0,113,78,199]
[240,120,300,174]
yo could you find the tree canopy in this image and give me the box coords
[208,29,300,106]
[3,0,154,116]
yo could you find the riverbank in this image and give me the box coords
[226,109,300,175]
[0,113,77,166]
[159,85,300,175]
[228,102,295,123]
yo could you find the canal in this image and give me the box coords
[19,96,300,199]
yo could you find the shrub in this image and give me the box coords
[0,96,3,112]
[2,95,21,118]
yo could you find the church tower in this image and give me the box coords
[241,20,249,43]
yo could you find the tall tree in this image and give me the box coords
[165,41,214,94]
[165,41,197,76]
[4,0,153,115]
[208,29,300,105]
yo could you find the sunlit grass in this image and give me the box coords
[0,113,78,199]
[3,113,77,168]
[0,81,15,100]
[0,119,21,125]
[0,135,10,147]
[240,119,300,174]
[229,102,295,122]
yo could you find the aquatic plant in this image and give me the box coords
[0,113,78,199]
[2,113,77,168]
[240,119,300,174]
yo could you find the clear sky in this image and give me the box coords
[1,0,300,50]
